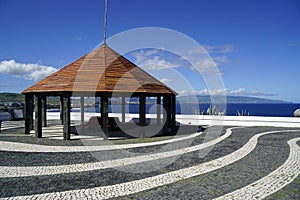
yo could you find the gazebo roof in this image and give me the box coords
[22,44,177,95]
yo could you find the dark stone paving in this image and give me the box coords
[0,128,212,167]
[0,126,299,199]
[125,130,300,200]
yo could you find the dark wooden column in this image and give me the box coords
[60,95,64,125]
[63,94,71,140]
[42,95,47,127]
[139,93,146,126]
[80,96,84,125]
[167,95,172,127]
[156,95,161,125]
[101,93,109,138]
[98,97,101,115]
[162,95,170,133]
[34,94,42,138]
[25,93,34,134]
[171,94,176,127]
[121,96,125,122]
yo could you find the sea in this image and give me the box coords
[193,103,300,117]
[49,103,300,117]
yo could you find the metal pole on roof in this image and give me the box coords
[104,0,108,44]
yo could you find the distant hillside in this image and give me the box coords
[0,92,24,103]
[0,93,59,105]
[178,95,289,104]
[0,93,290,104]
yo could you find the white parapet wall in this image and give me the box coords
[46,112,300,128]
[177,115,300,127]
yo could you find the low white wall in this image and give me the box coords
[176,115,300,127]
[46,112,300,128]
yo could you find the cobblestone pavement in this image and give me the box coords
[0,127,299,199]
[214,137,300,200]
[0,128,233,178]
[0,131,202,152]
[0,121,24,130]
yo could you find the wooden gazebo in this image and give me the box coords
[22,44,177,140]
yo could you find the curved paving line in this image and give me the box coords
[0,121,25,130]
[0,128,235,178]
[0,132,202,152]
[214,137,300,200]
[3,129,299,199]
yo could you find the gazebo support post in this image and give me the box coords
[162,95,169,134]
[25,93,34,134]
[121,96,125,122]
[80,96,84,125]
[98,97,101,114]
[42,95,47,127]
[171,94,176,128]
[60,95,64,125]
[156,95,161,125]
[139,94,146,126]
[101,93,109,139]
[34,94,43,138]
[139,93,146,138]
[167,95,172,128]
[63,94,71,140]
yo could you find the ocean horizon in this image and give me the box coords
[48,103,300,117]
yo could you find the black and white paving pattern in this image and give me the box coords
[0,123,299,199]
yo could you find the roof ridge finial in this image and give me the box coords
[103,0,108,45]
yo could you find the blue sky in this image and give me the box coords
[0,0,299,102]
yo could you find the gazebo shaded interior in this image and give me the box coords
[22,44,177,140]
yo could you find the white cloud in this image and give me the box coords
[203,44,236,53]
[189,58,222,76]
[244,90,278,97]
[142,50,159,56]
[186,44,236,55]
[190,88,227,96]
[0,60,58,81]
[131,50,179,70]
[187,47,208,55]
[179,90,189,95]
[181,45,232,75]
[194,58,215,69]
[213,56,229,65]
[181,88,278,97]
[131,47,227,75]
[226,88,278,96]
[160,78,172,84]
[131,50,158,63]
[139,56,179,70]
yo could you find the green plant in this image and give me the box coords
[236,110,250,116]
[192,107,204,115]
[192,105,225,116]
[206,105,226,116]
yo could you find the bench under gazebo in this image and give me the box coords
[22,44,177,140]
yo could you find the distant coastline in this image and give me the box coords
[0,92,293,104]
[177,95,290,104]
[1,92,297,117]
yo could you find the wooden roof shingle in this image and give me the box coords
[22,44,177,95]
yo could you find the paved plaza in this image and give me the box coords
[0,121,299,199]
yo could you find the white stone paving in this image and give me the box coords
[3,129,299,199]
[0,131,202,152]
[214,137,300,200]
[0,120,24,130]
[0,128,234,178]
